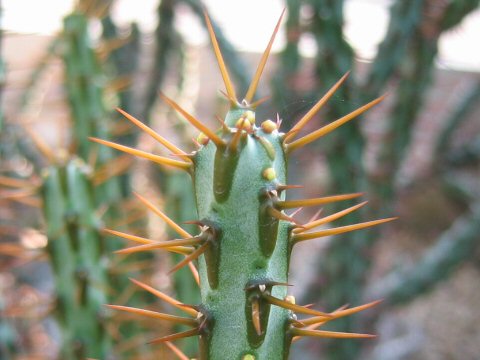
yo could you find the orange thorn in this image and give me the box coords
[289,207,303,218]
[93,155,133,185]
[129,278,198,317]
[104,227,192,256]
[277,193,363,210]
[229,121,245,152]
[294,201,368,233]
[219,90,237,107]
[300,299,383,327]
[165,341,190,360]
[160,93,225,148]
[290,328,376,339]
[293,217,397,244]
[203,11,237,104]
[250,95,271,109]
[252,298,262,335]
[0,176,33,188]
[267,207,300,225]
[103,228,154,245]
[149,328,199,345]
[284,71,351,143]
[286,94,386,152]
[215,115,229,132]
[24,127,55,163]
[0,189,37,201]
[133,192,192,239]
[169,241,210,274]
[115,237,202,255]
[188,262,200,286]
[10,196,42,208]
[276,184,304,192]
[105,305,197,326]
[244,9,285,103]
[263,294,332,318]
[307,208,324,224]
[89,137,191,171]
[116,108,192,162]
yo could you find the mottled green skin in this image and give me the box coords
[193,107,293,359]
[42,159,111,360]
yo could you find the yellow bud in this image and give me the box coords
[261,119,277,133]
[262,167,276,181]
[243,355,255,360]
[245,110,255,124]
[196,132,209,145]
[235,117,252,131]
[284,295,296,304]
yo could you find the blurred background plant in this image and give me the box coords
[1,0,479,359]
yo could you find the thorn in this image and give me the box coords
[276,113,282,129]
[294,201,368,233]
[160,93,225,148]
[133,192,192,239]
[168,241,210,274]
[192,137,202,148]
[105,305,197,326]
[250,95,271,109]
[116,108,192,162]
[290,328,376,339]
[203,11,237,104]
[115,237,202,255]
[293,217,397,243]
[277,193,363,210]
[24,127,56,163]
[170,152,196,160]
[286,94,386,153]
[89,137,191,171]
[252,298,262,335]
[229,122,244,152]
[148,328,200,345]
[307,209,324,224]
[165,341,190,360]
[129,278,198,317]
[284,71,351,143]
[244,9,285,103]
[106,76,132,93]
[219,90,237,107]
[276,184,304,192]
[263,294,332,318]
[0,189,37,201]
[188,262,200,286]
[299,299,383,327]
[289,207,303,218]
[10,196,42,208]
[0,176,33,188]
[267,207,300,225]
[183,220,205,227]
[103,228,154,244]
[215,115,229,132]
[111,209,146,228]
[93,155,133,185]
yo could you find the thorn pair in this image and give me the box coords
[283,72,386,153]
[290,300,382,341]
[106,278,203,346]
[204,9,285,106]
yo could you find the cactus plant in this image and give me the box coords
[91,11,394,359]
[41,158,112,359]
